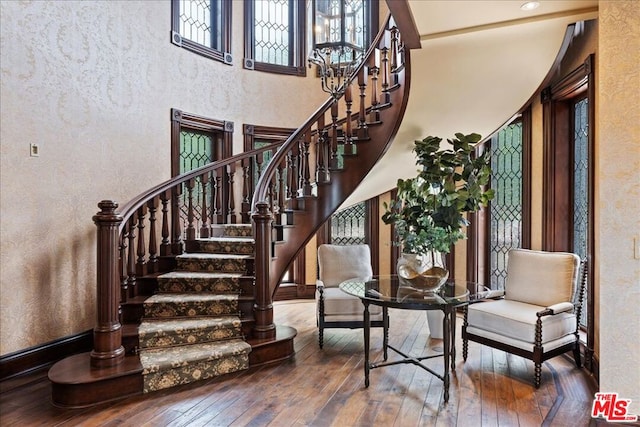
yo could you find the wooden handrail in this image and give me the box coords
[250,11,417,338]
[117,144,285,233]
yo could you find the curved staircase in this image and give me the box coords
[48,9,419,408]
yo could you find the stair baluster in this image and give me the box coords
[147,198,158,274]
[200,173,210,237]
[160,191,171,256]
[136,205,147,277]
[357,69,369,140]
[127,216,137,298]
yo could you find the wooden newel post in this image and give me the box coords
[90,200,125,368]
[252,202,276,339]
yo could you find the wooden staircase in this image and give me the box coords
[48,9,419,408]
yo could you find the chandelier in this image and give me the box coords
[309,0,366,99]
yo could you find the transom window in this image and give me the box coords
[171,0,233,64]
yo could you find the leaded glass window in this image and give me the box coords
[172,0,232,64]
[254,0,290,65]
[244,0,306,75]
[489,121,523,290]
[573,97,589,327]
[179,130,215,231]
[331,202,366,245]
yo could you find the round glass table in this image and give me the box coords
[339,275,490,403]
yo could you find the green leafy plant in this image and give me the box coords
[382,132,495,255]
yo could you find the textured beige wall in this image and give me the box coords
[0,0,326,355]
[597,0,640,413]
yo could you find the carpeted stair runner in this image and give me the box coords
[157,272,243,294]
[138,224,254,393]
[140,340,251,393]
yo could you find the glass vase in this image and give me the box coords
[397,251,448,293]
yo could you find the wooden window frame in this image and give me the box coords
[171,0,233,65]
[243,0,306,76]
[171,108,234,177]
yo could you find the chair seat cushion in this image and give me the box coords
[467,299,576,345]
[318,287,382,316]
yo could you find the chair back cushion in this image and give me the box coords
[505,249,580,307]
[318,244,373,288]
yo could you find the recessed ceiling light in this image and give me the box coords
[521,1,540,11]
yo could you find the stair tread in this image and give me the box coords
[158,271,247,279]
[176,253,253,260]
[139,339,251,374]
[197,236,254,242]
[139,316,241,333]
[145,293,239,304]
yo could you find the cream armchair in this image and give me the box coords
[316,244,385,348]
[462,249,587,388]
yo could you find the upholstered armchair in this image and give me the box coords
[462,248,587,388]
[316,244,385,348]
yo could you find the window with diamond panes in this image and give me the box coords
[244,0,305,75]
[178,130,215,232]
[172,0,232,64]
[489,121,523,290]
[331,202,367,245]
[171,109,232,231]
[573,97,589,327]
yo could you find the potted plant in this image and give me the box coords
[383,132,494,291]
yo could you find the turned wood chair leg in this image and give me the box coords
[534,362,542,388]
[319,327,324,349]
[462,307,469,361]
[573,344,582,368]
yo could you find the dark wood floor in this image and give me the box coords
[1,300,602,426]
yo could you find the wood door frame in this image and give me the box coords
[541,53,595,372]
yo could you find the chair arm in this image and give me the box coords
[537,302,574,317]
[484,289,505,299]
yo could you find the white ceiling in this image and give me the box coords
[343,0,598,207]
[409,0,598,37]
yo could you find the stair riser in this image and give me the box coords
[221,226,253,237]
[144,300,239,319]
[139,326,243,350]
[157,277,253,294]
[177,258,253,274]
[143,354,249,393]
[122,319,255,354]
[187,240,255,255]
[122,300,253,324]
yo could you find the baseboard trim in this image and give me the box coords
[0,330,93,381]
[274,283,315,301]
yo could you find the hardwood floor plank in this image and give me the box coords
[479,343,499,426]
[490,348,520,426]
[508,354,544,426]
[0,301,599,427]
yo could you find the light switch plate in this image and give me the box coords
[30,143,40,157]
